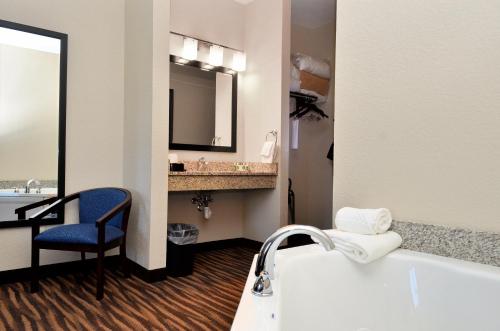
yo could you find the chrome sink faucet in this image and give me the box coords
[25,179,41,194]
[251,225,335,297]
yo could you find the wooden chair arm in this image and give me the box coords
[15,197,58,220]
[29,192,80,221]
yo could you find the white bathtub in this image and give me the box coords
[0,188,57,220]
[232,245,500,331]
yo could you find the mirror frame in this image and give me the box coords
[0,19,67,228]
[169,55,237,153]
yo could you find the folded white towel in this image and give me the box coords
[299,88,328,103]
[292,53,331,79]
[291,65,301,80]
[335,207,392,235]
[260,141,276,163]
[321,229,402,264]
[290,78,301,92]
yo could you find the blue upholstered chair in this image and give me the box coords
[28,187,132,300]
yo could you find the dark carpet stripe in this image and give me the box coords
[0,246,256,331]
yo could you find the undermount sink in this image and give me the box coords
[168,161,278,192]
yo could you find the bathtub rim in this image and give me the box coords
[231,245,500,331]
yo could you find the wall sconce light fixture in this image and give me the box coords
[172,32,246,72]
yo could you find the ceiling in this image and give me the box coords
[233,0,335,30]
[291,0,336,29]
[233,0,254,4]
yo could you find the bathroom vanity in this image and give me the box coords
[168,161,277,192]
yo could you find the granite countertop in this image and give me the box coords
[167,161,278,191]
[169,170,277,176]
[168,161,278,177]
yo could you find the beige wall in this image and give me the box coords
[334,0,500,232]
[168,0,246,243]
[242,0,290,241]
[290,22,335,230]
[0,45,59,180]
[0,0,125,271]
[124,0,170,270]
[169,0,245,163]
[170,0,245,51]
[168,0,291,243]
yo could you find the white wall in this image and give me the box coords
[0,0,125,271]
[334,0,500,233]
[0,45,59,180]
[289,22,335,230]
[242,0,291,242]
[124,0,170,270]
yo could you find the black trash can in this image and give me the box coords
[167,224,199,277]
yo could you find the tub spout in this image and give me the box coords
[251,225,335,296]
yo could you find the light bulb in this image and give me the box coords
[182,37,198,60]
[208,45,224,66]
[232,51,246,72]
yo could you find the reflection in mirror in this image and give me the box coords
[0,20,67,226]
[169,58,237,152]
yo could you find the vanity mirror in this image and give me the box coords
[0,19,67,228]
[169,55,237,152]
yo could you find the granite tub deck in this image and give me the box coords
[0,180,57,190]
[391,220,500,267]
[168,161,278,192]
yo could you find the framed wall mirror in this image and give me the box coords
[0,19,67,228]
[169,55,237,152]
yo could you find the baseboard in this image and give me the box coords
[0,256,120,286]
[126,259,167,283]
[194,237,262,252]
[0,238,262,286]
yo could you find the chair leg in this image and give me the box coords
[31,243,40,293]
[96,249,105,300]
[80,252,89,275]
[120,243,130,278]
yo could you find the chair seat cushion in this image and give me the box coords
[35,224,124,245]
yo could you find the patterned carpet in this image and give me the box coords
[0,246,257,331]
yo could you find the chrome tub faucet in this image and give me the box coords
[251,225,335,297]
[25,179,41,194]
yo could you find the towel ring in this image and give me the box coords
[266,130,278,144]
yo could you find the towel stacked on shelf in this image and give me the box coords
[319,207,402,263]
[290,53,331,101]
[293,53,331,78]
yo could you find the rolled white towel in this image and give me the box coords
[322,229,402,264]
[335,207,392,235]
